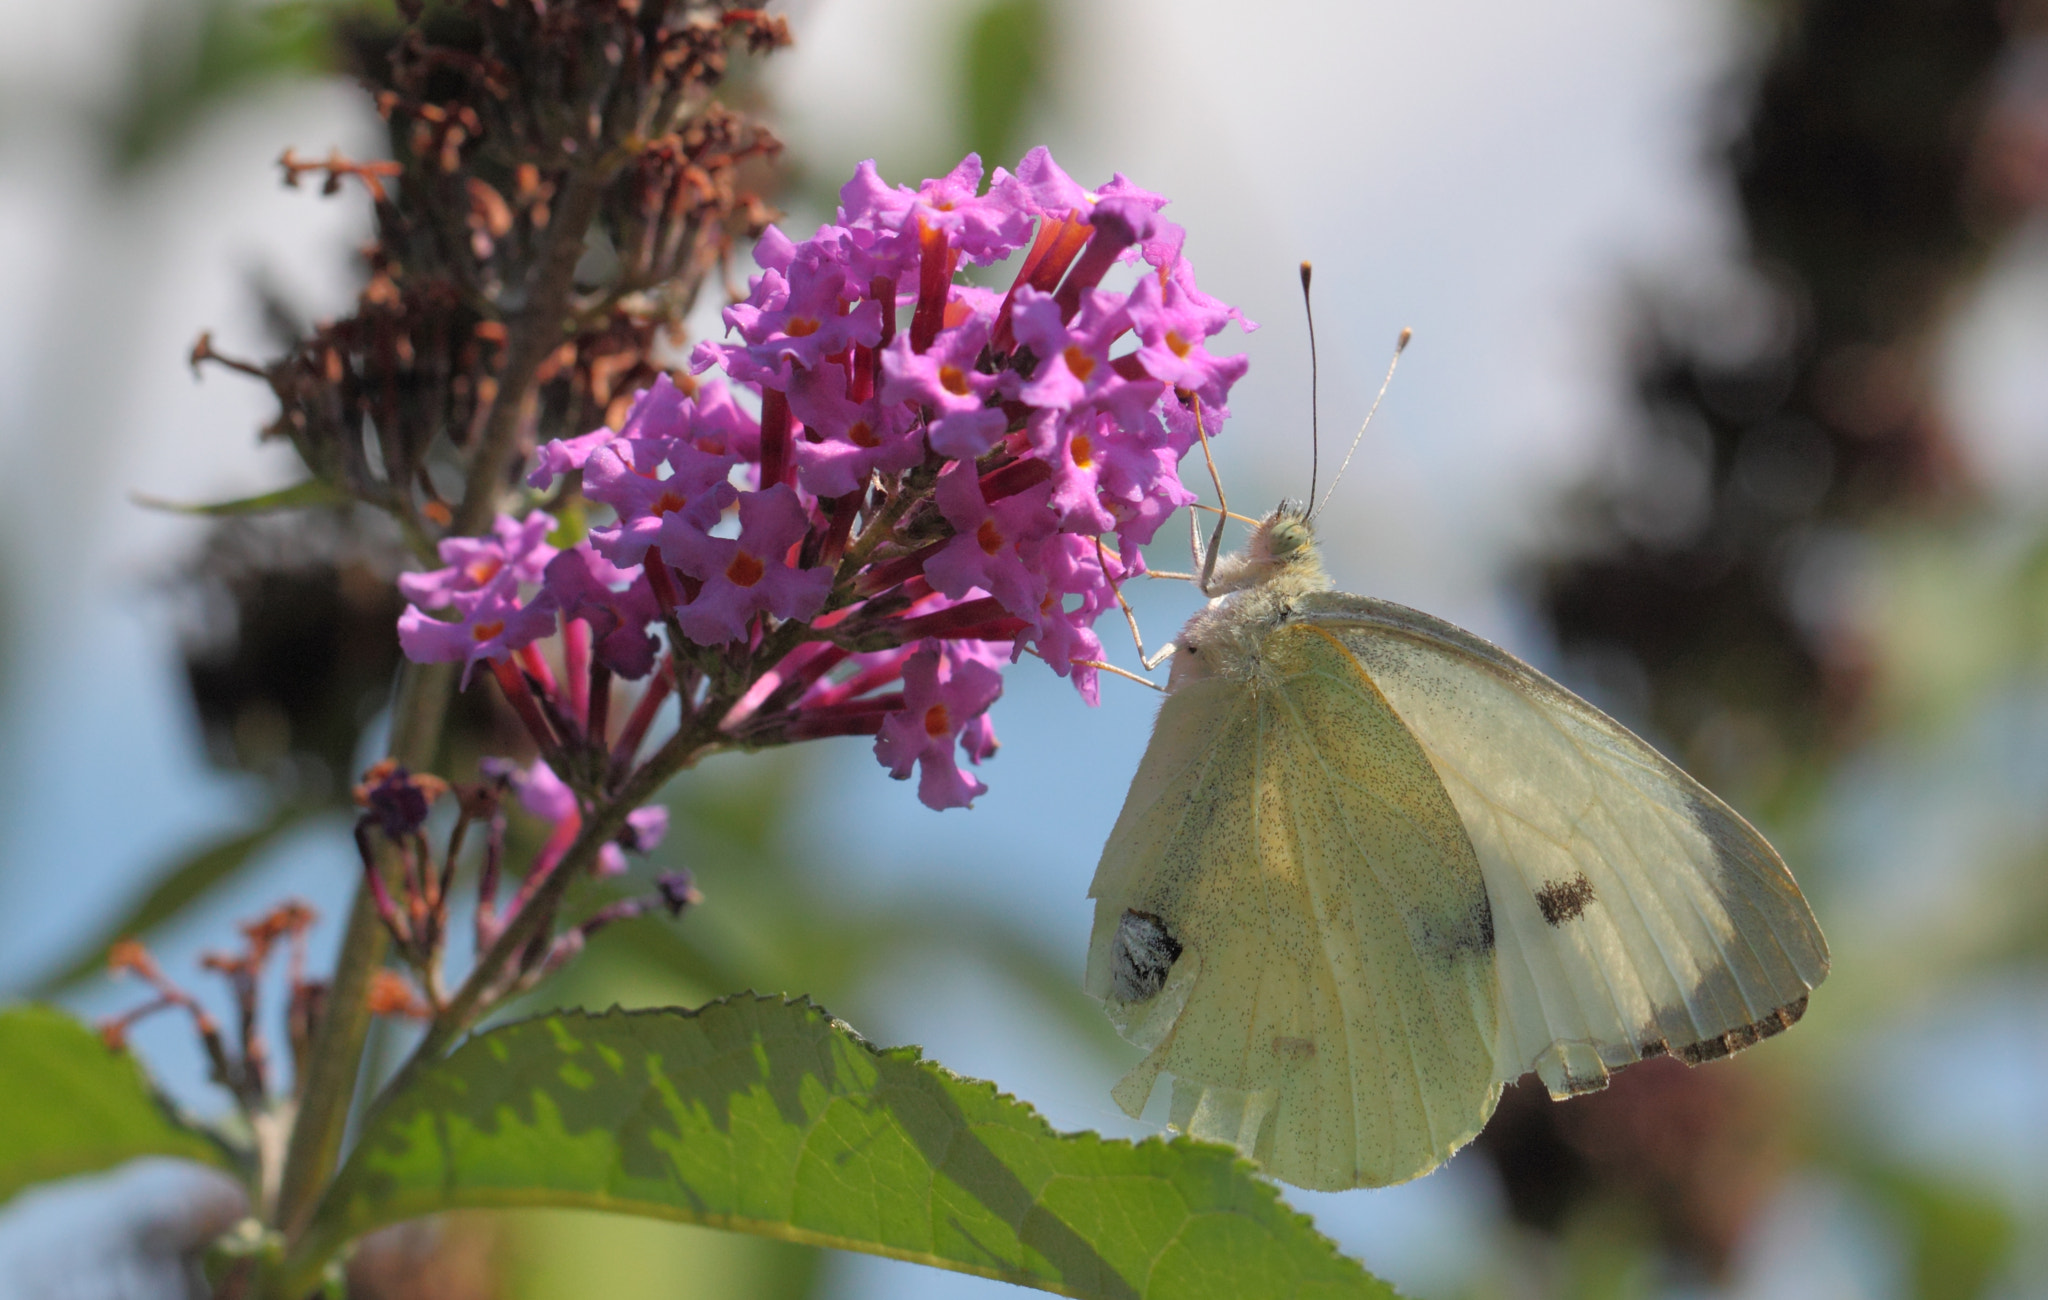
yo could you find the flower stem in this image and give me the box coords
[452,161,612,538]
[270,660,454,1245]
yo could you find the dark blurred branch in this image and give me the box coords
[452,162,611,536]
[1535,0,2023,799]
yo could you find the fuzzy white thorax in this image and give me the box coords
[1166,507,1334,690]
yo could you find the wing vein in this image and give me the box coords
[1286,678,1444,1165]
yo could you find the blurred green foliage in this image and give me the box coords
[960,0,1052,171]
[1865,1165,2017,1300]
[101,0,342,172]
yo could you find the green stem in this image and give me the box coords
[276,709,730,1290]
[421,709,718,1062]
[269,660,453,1247]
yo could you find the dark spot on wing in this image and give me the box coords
[1110,909,1182,1003]
[1536,872,1596,925]
[1674,995,1808,1065]
[1411,895,1495,962]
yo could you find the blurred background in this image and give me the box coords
[3,0,2048,1295]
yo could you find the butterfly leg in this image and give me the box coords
[1093,537,1178,676]
[1192,397,1230,595]
[1158,487,1241,583]
[1021,646,1165,692]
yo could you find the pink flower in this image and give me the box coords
[874,641,1004,810]
[397,148,1259,816]
[712,238,882,387]
[666,484,833,645]
[879,322,1008,458]
[923,462,1055,620]
[582,437,738,571]
[839,155,1034,273]
[1126,263,1252,411]
[1015,532,1128,704]
[398,512,561,686]
[527,426,618,490]
[398,584,558,688]
[398,512,558,608]
[786,365,925,498]
[542,545,661,679]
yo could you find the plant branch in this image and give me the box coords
[270,659,453,1244]
[451,161,613,538]
[415,711,715,1065]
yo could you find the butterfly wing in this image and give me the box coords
[1298,593,1829,1098]
[1086,622,1500,1190]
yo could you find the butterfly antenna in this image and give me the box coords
[1301,261,1320,513]
[1312,326,1411,521]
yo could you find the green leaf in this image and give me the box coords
[29,805,323,995]
[131,479,349,518]
[300,997,1391,1299]
[0,1006,236,1205]
[960,0,1052,169]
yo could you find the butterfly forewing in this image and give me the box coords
[1298,593,1828,1097]
[1087,622,1500,1190]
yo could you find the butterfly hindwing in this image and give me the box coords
[1299,593,1828,1097]
[1086,622,1500,1190]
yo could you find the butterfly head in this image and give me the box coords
[1206,501,1330,599]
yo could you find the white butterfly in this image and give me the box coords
[1084,503,1828,1192]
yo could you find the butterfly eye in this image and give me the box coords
[1262,513,1313,561]
[1109,910,1182,1002]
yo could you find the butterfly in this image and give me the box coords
[1083,501,1828,1192]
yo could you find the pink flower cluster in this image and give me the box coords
[398,148,1250,809]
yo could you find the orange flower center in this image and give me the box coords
[463,557,503,586]
[725,551,766,587]
[848,419,880,448]
[1063,345,1096,381]
[939,365,971,396]
[1166,329,1192,358]
[976,518,1005,555]
[651,490,688,516]
[472,621,505,642]
[1070,432,1095,469]
[785,317,821,337]
[923,703,951,737]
